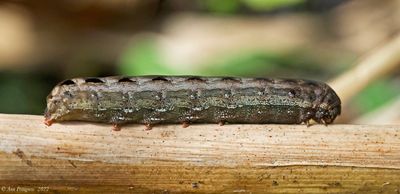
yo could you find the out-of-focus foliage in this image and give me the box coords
[120,39,175,75]
[242,0,304,10]
[119,39,336,79]
[0,0,399,123]
[353,79,399,113]
[203,0,305,13]
[203,0,241,13]
[0,73,54,114]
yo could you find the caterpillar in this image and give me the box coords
[44,76,341,130]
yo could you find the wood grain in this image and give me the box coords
[0,114,399,193]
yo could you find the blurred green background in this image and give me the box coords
[0,0,399,123]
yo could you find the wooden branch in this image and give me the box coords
[329,34,400,106]
[0,114,399,193]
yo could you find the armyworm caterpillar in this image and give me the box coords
[44,76,341,130]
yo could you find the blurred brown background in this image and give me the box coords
[0,0,399,124]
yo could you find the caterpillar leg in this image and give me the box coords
[218,121,225,126]
[112,124,121,131]
[44,119,53,126]
[144,123,153,130]
[320,119,328,126]
[304,119,312,127]
[182,122,190,128]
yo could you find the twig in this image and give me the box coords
[329,34,400,106]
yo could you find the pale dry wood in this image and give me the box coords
[0,114,400,193]
[329,34,400,106]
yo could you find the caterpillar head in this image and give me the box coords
[313,87,341,124]
[44,79,80,126]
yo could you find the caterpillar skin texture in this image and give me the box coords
[44,76,341,129]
